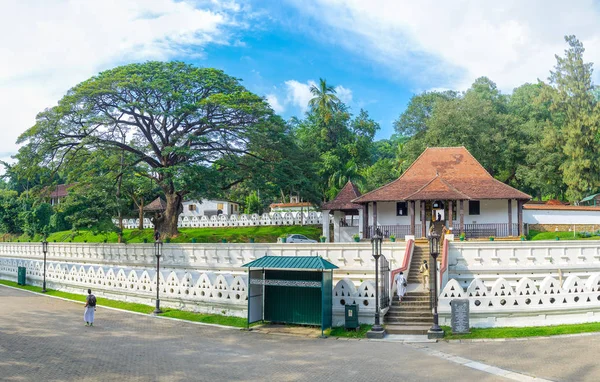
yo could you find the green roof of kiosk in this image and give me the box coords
[581,193,600,202]
[243,256,338,270]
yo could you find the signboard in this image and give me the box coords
[451,299,470,334]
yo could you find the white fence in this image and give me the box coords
[440,240,600,327]
[0,242,408,324]
[114,211,329,229]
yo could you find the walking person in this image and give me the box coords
[419,260,430,290]
[394,271,407,301]
[84,289,97,327]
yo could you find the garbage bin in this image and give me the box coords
[344,304,359,330]
[17,266,26,286]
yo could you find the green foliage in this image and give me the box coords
[548,35,600,201]
[4,225,322,244]
[244,191,262,214]
[442,323,600,340]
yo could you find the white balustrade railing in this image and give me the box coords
[113,211,330,229]
[0,242,407,273]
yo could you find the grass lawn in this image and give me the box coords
[0,279,248,327]
[327,324,372,338]
[528,229,600,241]
[3,225,322,244]
[442,323,600,340]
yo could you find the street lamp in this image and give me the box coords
[367,234,385,339]
[41,239,48,293]
[153,239,164,314]
[427,230,444,339]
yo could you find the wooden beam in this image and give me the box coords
[420,200,426,238]
[460,200,465,234]
[409,201,415,236]
[508,199,513,236]
[448,200,453,229]
[517,200,524,236]
[373,202,378,237]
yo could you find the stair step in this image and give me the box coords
[386,318,433,324]
[387,312,432,318]
[385,324,432,335]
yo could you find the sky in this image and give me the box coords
[3,0,600,165]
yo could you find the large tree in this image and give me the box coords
[17,62,279,237]
[549,35,600,201]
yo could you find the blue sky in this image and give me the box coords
[4,0,600,162]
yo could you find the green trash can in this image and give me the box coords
[17,266,26,286]
[344,304,359,330]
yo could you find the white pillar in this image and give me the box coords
[358,208,364,239]
[322,209,330,243]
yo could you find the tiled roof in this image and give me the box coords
[269,202,314,208]
[144,197,167,211]
[322,181,363,211]
[523,204,600,212]
[353,147,531,203]
[243,256,338,270]
[43,183,75,198]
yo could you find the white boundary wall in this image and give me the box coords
[115,211,329,229]
[440,240,600,327]
[0,242,407,325]
[524,209,600,225]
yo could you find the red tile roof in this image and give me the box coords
[42,183,75,198]
[269,202,314,208]
[353,147,531,203]
[143,197,167,211]
[523,204,600,212]
[322,181,363,211]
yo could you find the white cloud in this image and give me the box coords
[266,94,285,113]
[288,0,600,91]
[284,80,353,113]
[0,0,245,162]
[335,85,353,104]
[284,80,316,112]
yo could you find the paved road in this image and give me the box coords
[0,285,564,381]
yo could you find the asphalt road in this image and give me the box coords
[0,286,565,381]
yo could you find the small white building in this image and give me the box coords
[181,199,240,217]
[269,196,317,213]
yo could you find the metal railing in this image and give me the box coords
[366,225,422,239]
[463,223,519,238]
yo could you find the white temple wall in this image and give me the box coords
[0,242,408,325]
[440,240,600,327]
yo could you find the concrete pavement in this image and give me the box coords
[0,286,559,381]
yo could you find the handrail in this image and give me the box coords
[439,237,450,291]
[389,238,414,290]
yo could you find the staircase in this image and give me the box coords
[385,243,433,335]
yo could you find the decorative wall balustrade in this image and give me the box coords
[445,241,600,288]
[0,257,377,322]
[114,211,329,229]
[0,242,407,274]
[439,274,600,327]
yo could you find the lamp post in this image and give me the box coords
[367,234,385,339]
[427,230,444,339]
[153,239,163,314]
[41,239,48,293]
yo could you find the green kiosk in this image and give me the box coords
[243,256,338,336]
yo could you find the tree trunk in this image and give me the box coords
[152,192,182,238]
[138,197,144,231]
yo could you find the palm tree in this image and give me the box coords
[309,78,341,123]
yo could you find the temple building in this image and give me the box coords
[323,147,531,242]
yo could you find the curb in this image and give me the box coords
[0,283,238,330]
[443,330,600,343]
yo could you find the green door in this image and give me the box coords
[263,270,322,326]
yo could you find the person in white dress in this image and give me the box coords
[394,271,407,301]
